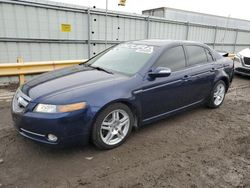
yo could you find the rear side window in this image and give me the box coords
[205,49,214,62]
[186,45,207,66]
[155,46,186,71]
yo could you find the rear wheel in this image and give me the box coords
[92,103,134,149]
[207,80,226,108]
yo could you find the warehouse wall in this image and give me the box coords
[143,7,250,31]
[1,0,250,82]
[163,8,250,31]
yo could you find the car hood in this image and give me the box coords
[21,65,128,102]
[238,48,250,58]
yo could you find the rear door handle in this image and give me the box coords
[210,68,215,72]
[182,75,191,81]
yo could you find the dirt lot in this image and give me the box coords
[0,76,249,188]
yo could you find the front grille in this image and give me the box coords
[243,57,250,66]
[12,95,24,113]
[235,67,250,75]
[12,89,31,113]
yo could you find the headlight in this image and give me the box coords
[236,53,243,60]
[34,102,87,113]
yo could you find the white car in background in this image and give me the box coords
[234,48,250,76]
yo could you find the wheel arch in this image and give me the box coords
[91,99,141,130]
[219,76,230,91]
[214,71,230,91]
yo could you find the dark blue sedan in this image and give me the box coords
[11,40,234,149]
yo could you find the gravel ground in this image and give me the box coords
[0,76,249,188]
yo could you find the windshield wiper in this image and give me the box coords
[88,65,113,74]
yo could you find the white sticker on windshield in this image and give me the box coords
[118,44,154,54]
[135,46,154,54]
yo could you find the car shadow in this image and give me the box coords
[234,74,250,80]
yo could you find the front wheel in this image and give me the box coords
[92,103,134,150]
[207,80,226,108]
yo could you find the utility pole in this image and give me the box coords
[221,14,231,51]
[105,0,108,49]
[105,0,126,49]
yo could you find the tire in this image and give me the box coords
[92,103,134,150]
[207,80,227,108]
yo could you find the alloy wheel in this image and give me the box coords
[100,109,130,145]
[213,83,226,106]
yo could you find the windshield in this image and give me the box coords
[87,43,156,76]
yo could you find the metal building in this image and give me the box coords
[1,0,250,83]
[142,7,250,30]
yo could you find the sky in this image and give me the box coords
[52,0,250,20]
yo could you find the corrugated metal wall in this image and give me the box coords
[143,7,250,31]
[1,0,250,82]
[163,8,250,31]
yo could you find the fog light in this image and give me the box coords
[47,134,58,142]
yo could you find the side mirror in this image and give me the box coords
[148,67,171,78]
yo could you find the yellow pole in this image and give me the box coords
[17,57,25,86]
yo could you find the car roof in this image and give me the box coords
[128,39,207,48]
[126,39,223,61]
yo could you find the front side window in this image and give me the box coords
[186,45,208,66]
[155,46,186,71]
[87,43,156,75]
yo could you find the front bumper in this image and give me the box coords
[12,110,92,145]
[11,89,94,145]
[234,56,250,76]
